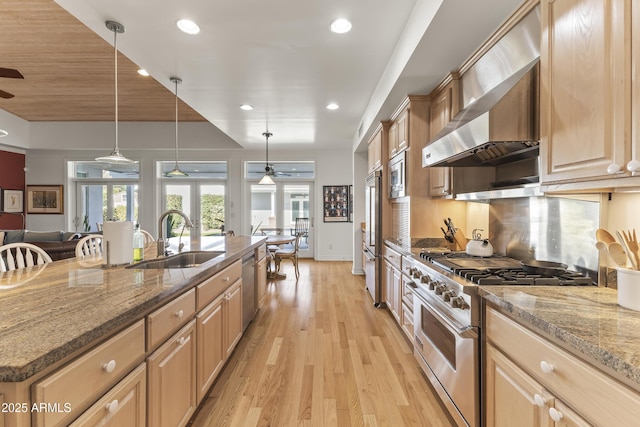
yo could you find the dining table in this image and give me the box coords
[265,235,295,279]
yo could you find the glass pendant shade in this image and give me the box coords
[96,21,137,165]
[165,77,188,177]
[259,131,274,184]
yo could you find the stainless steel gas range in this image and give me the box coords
[405,250,594,427]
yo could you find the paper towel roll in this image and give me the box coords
[102,221,134,265]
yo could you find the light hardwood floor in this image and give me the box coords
[189,260,454,426]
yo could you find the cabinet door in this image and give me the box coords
[147,320,197,427]
[485,344,554,427]
[429,168,451,197]
[196,295,225,403]
[69,364,146,427]
[225,279,243,358]
[540,0,627,182]
[388,121,399,159]
[384,260,393,309]
[396,107,409,152]
[391,267,402,323]
[550,400,592,427]
[368,130,382,173]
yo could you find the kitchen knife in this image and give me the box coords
[441,227,454,243]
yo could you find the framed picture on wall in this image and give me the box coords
[26,185,64,214]
[2,189,24,213]
[323,185,350,222]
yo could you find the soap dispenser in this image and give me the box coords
[133,223,144,262]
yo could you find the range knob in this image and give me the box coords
[413,270,422,279]
[428,280,438,291]
[451,296,468,309]
[420,275,431,284]
[442,290,456,302]
[435,284,447,295]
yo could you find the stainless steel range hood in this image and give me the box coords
[422,6,540,169]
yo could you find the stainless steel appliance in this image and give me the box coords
[406,250,594,427]
[364,170,383,305]
[241,252,257,331]
[388,151,406,199]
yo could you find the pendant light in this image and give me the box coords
[96,21,137,165]
[165,77,188,177]
[259,131,275,185]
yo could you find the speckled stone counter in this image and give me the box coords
[479,286,640,391]
[0,235,266,382]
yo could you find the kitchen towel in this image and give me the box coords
[102,221,134,265]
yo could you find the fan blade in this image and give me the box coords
[0,68,24,79]
[0,89,15,99]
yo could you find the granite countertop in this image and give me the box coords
[0,235,266,382]
[480,286,640,391]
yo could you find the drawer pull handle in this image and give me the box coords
[223,276,230,282]
[105,399,119,413]
[175,309,184,319]
[549,407,563,422]
[177,337,186,346]
[540,360,554,374]
[102,360,117,373]
[533,394,546,407]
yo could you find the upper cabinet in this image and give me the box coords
[367,125,383,174]
[389,106,409,159]
[540,0,629,184]
[428,75,460,197]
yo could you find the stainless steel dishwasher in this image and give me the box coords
[241,252,257,331]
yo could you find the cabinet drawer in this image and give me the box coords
[33,320,145,427]
[383,245,401,270]
[147,289,195,349]
[196,260,241,310]
[69,363,146,427]
[486,307,640,426]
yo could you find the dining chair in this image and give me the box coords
[0,243,53,272]
[274,232,302,279]
[293,217,309,243]
[75,234,103,257]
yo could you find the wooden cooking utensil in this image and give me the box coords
[616,230,637,270]
[621,229,640,270]
[608,241,628,267]
[596,228,616,245]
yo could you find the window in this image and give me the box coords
[69,161,139,233]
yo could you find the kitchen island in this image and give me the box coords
[0,235,266,427]
[481,286,640,426]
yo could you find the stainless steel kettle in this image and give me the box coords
[466,229,494,257]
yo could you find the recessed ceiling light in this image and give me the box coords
[177,19,200,35]
[330,18,352,34]
[0,129,8,137]
[137,69,149,76]
[240,104,254,111]
[326,103,340,110]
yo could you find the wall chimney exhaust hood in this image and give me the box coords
[422,6,540,169]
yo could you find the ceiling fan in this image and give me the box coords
[0,67,24,99]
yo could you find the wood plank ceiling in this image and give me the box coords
[0,0,206,122]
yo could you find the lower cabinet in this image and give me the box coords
[225,280,243,359]
[256,254,268,306]
[147,320,197,427]
[485,306,640,426]
[69,364,146,427]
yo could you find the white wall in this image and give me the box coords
[25,144,355,261]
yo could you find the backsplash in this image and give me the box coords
[488,195,601,283]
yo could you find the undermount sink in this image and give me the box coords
[126,251,224,269]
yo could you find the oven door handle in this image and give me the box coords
[415,291,477,339]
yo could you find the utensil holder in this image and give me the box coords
[617,268,640,311]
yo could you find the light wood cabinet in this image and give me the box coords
[69,363,146,427]
[33,320,145,427]
[367,127,383,173]
[540,0,628,183]
[383,245,402,323]
[388,106,409,159]
[225,279,243,359]
[196,294,224,403]
[147,288,196,350]
[196,260,242,311]
[427,76,459,197]
[147,320,197,427]
[485,306,640,426]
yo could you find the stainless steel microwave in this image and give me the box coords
[389,151,406,198]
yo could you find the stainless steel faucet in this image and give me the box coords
[157,209,194,256]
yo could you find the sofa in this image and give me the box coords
[0,230,85,261]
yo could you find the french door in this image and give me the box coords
[74,182,139,233]
[162,181,226,251]
[248,182,313,257]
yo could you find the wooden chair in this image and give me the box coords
[292,217,309,243]
[75,235,103,257]
[140,229,155,244]
[274,232,302,279]
[0,243,53,272]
